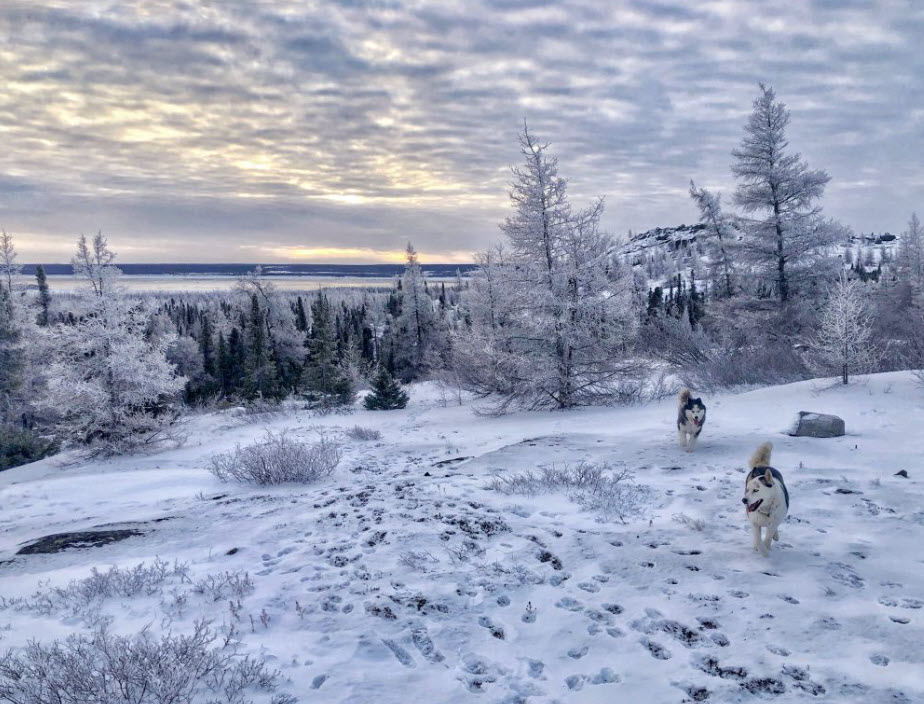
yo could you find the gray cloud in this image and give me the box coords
[0,0,921,262]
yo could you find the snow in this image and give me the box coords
[2,373,923,702]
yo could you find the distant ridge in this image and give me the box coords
[20,263,478,278]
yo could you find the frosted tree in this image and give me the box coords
[301,292,353,406]
[896,212,923,292]
[393,242,436,378]
[72,232,121,298]
[40,238,186,454]
[35,264,51,326]
[689,181,735,297]
[0,229,22,294]
[0,288,23,422]
[453,245,519,396]
[458,125,639,410]
[732,85,838,305]
[234,266,303,387]
[812,272,880,384]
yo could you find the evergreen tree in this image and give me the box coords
[364,365,409,410]
[302,292,354,405]
[244,294,281,401]
[35,264,51,326]
[0,287,23,422]
[731,85,837,305]
[0,229,22,295]
[200,314,216,378]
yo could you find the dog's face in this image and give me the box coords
[683,399,706,426]
[742,469,776,514]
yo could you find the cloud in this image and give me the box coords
[0,0,921,263]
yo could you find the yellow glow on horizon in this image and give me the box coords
[267,246,474,264]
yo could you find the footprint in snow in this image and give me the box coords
[478,615,505,640]
[381,638,415,667]
[556,597,583,612]
[577,582,600,593]
[639,637,671,660]
[590,667,620,684]
[527,659,545,679]
[311,674,328,689]
[410,626,444,663]
[567,645,589,659]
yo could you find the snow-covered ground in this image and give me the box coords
[1,373,922,703]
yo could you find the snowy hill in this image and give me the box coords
[618,223,900,283]
[1,374,923,702]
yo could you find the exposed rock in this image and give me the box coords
[788,412,845,438]
[17,529,144,555]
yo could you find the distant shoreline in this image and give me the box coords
[19,263,477,278]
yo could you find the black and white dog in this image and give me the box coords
[677,389,706,452]
[742,442,790,556]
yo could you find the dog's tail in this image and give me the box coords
[749,442,773,469]
[678,388,692,405]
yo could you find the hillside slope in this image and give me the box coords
[1,374,922,703]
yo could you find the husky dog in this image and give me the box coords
[677,389,706,452]
[742,442,790,556]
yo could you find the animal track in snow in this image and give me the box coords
[382,638,415,667]
[639,637,671,660]
[478,615,505,639]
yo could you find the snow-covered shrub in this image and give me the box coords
[192,570,255,602]
[345,425,382,441]
[0,620,294,704]
[0,559,188,618]
[208,430,340,485]
[487,462,651,521]
[672,513,706,532]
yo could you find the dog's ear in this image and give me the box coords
[763,468,773,486]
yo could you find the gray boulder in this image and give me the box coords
[788,411,845,438]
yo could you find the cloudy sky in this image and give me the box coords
[1,1,922,264]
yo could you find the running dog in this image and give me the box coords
[677,389,706,452]
[742,442,790,556]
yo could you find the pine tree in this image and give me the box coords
[364,365,409,410]
[200,314,216,378]
[244,294,281,401]
[394,242,436,378]
[0,229,22,295]
[302,292,354,406]
[35,264,51,326]
[0,287,23,422]
[689,181,735,297]
[732,85,837,305]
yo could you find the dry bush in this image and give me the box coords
[0,559,188,619]
[487,461,652,522]
[672,512,707,531]
[345,425,382,441]
[208,430,341,485]
[0,621,294,704]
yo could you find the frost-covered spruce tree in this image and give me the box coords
[732,85,838,305]
[393,242,436,378]
[0,229,22,294]
[689,181,735,298]
[896,212,923,293]
[39,236,186,454]
[301,292,354,406]
[364,365,408,410]
[458,125,638,410]
[812,272,880,384]
[453,245,518,396]
[0,287,23,422]
[243,293,282,401]
[35,264,51,326]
